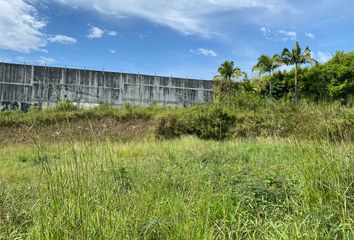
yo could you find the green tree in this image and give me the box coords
[281,42,317,102]
[214,61,247,103]
[302,51,354,103]
[217,61,246,81]
[252,54,282,98]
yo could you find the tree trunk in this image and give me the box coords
[294,63,298,103]
[269,71,272,98]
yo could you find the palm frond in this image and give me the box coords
[281,48,293,65]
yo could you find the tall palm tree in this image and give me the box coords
[218,61,245,81]
[281,41,317,102]
[252,54,282,98]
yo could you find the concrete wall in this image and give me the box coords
[0,63,214,108]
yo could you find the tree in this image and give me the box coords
[214,61,246,103]
[281,41,317,102]
[217,61,246,81]
[302,51,354,103]
[252,54,282,98]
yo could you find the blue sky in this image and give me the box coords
[0,0,353,79]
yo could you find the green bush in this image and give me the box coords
[156,113,186,139]
[194,105,236,140]
[156,104,236,140]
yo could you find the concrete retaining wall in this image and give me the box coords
[0,63,214,108]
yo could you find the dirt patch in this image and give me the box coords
[0,117,156,145]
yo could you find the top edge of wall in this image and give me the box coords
[1,62,213,82]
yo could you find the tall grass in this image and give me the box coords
[1,137,353,239]
[1,95,353,142]
[156,99,353,142]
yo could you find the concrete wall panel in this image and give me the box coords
[0,63,214,107]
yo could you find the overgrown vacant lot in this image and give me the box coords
[0,99,353,239]
[1,137,353,239]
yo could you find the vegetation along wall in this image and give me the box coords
[0,63,214,108]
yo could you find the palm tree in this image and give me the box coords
[252,54,282,98]
[281,41,317,102]
[218,61,246,81]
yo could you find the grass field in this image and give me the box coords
[1,137,353,239]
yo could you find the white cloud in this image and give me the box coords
[198,48,218,57]
[87,26,118,39]
[107,31,118,36]
[0,0,47,52]
[16,56,56,65]
[260,27,272,40]
[37,56,56,65]
[109,49,116,54]
[48,35,77,44]
[316,51,332,63]
[278,30,297,41]
[305,32,316,39]
[190,48,217,57]
[260,27,297,41]
[55,0,287,37]
[87,26,105,39]
[260,27,270,33]
[0,58,12,63]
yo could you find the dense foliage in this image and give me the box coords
[215,50,353,105]
[302,51,354,102]
[262,51,354,103]
[265,51,353,102]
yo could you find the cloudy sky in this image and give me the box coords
[0,0,353,79]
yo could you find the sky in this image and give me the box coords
[0,0,353,79]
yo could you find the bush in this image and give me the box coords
[156,113,186,139]
[156,104,236,140]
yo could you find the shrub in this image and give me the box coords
[156,113,187,139]
[193,104,236,140]
[156,104,236,140]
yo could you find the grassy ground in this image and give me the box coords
[1,98,353,239]
[1,98,353,144]
[1,137,353,239]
